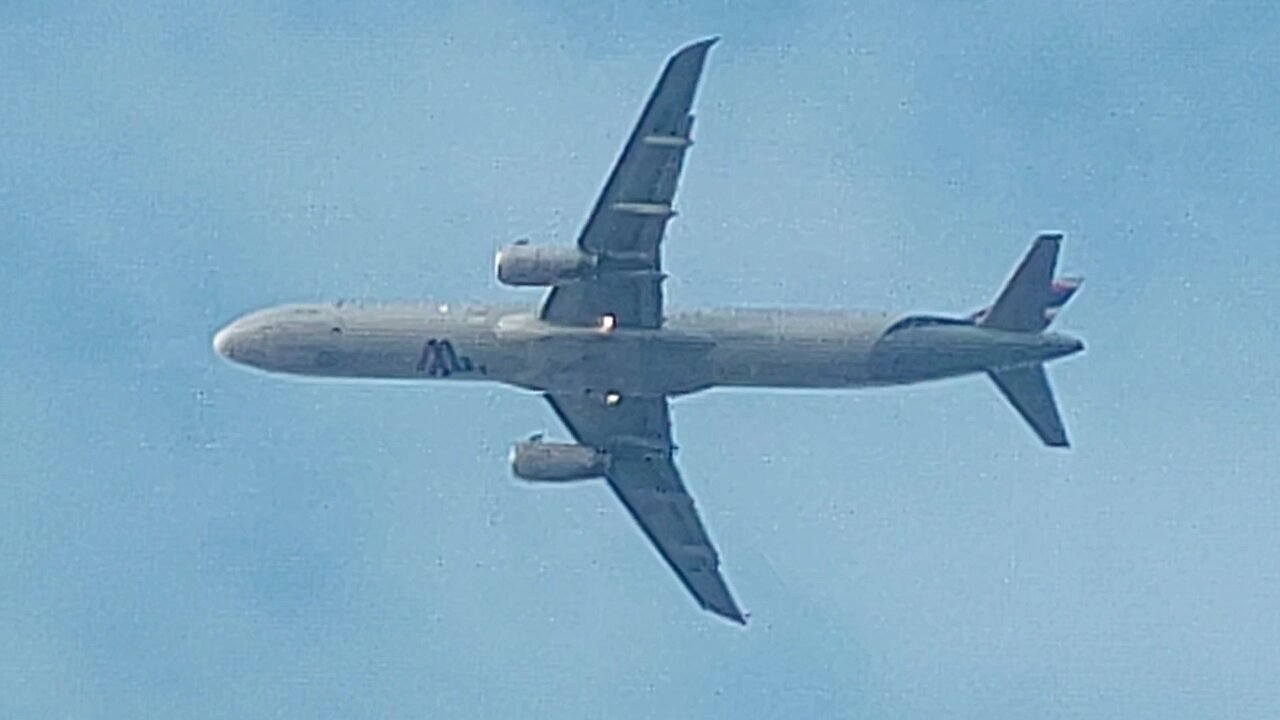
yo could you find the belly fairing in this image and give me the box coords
[498,316,718,395]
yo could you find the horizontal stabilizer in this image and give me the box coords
[981,233,1065,332]
[988,364,1069,447]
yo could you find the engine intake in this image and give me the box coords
[510,441,608,482]
[495,242,596,287]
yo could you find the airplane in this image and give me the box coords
[213,38,1085,625]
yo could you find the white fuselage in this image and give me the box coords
[212,302,1082,396]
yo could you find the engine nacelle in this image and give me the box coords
[510,441,608,482]
[495,242,596,287]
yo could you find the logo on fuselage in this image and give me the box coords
[416,339,483,377]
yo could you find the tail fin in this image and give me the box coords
[988,364,1069,447]
[980,233,1079,332]
[980,233,1082,448]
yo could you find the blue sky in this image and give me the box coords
[3,1,1279,717]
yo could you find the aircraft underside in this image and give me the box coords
[213,38,1085,625]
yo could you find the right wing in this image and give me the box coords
[545,391,745,624]
[539,38,717,329]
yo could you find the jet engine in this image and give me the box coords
[495,241,596,286]
[510,441,608,482]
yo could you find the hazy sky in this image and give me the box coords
[4,2,1279,718]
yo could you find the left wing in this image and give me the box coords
[545,391,745,624]
[539,38,718,329]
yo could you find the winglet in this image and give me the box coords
[681,36,721,54]
[711,599,748,626]
[661,37,719,89]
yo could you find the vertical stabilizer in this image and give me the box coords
[980,233,1064,332]
[987,364,1069,447]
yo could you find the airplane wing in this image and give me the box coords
[539,38,718,329]
[545,391,745,624]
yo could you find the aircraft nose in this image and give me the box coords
[213,316,263,363]
[212,324,238,359]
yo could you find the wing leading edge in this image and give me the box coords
[545,392,745,624]
[539,38,718,329]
